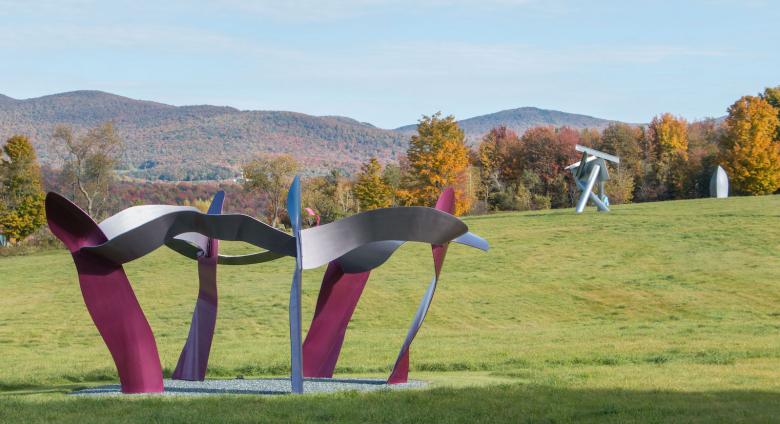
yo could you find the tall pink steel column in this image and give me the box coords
[45,193,164,393]
[172,191,224,381]
[301,188,457,383]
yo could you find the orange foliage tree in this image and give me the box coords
[720,95,780,195]
[401,112,471,214]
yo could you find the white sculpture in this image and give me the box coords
[710,165,729,198]
[565,145,620,213]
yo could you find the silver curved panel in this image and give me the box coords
[335,231,488,274]
[453,231,489,251]
[299,207,467,270]
[99,205,200,239]
[83,211,296,264]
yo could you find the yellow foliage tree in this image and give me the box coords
[402,112,471,215]
[352,157,392,211]
[649,113,689,197]
[0,135,46,243]
[720,95,780,195]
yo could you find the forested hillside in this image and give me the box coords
[0,91,407,180]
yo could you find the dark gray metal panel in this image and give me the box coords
[84,211,296,264]
[299,206,467,270]
[217,251,286,265]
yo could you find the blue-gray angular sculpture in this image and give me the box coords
[566,144,620,213]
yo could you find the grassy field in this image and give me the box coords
[0,195,778,423]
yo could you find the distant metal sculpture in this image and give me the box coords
[566,144,620,213]
[710,165,729,198]
[46,181,487,394]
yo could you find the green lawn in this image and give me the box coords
[1,196,779,423]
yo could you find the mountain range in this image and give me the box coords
[0,91,616,181]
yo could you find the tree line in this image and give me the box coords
[2,86,779,246]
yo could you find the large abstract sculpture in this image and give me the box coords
[710,165,729,198]
[566,144,620,213]
[46,180,487,394]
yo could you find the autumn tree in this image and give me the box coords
[352,157,392,210]
[685,119,722,197]
[648,113,689,198]
[54,123,124,217]
[242,154,299,227]
[761,85,780,140]
[402,112,471,214]
[477,126,522,206]
[720,95,780,195]
[0,135,46,243]
[302,168,357,223]
[518,126,579,208]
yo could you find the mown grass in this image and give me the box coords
[0,195,778,423]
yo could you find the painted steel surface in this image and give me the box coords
[84,209,295,264]
[300,188,489,383]
[388,188,455,383]
[569,144,618,213]
[302,262,370,378]
[172,191,224,381]
[45,193,164,394]
[299,206,467,270]
[287,176,305,394]
[45,180,488,394]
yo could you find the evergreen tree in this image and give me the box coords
[0,135,46,243]
[352,158,392,210]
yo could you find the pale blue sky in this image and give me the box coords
[0,0,777,128]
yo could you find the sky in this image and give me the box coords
[0,0,778,128]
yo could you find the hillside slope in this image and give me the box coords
[0,91,407,180]
[396,107,615,142]
[0,91,623,180]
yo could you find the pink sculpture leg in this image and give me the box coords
[172,193,224,381]
[45,193,163,393]
[302,262,370,377]
[387,188,455,384]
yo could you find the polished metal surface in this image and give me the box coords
[299,206,467,270]
[710,165,729,198]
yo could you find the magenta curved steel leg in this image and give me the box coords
[45,193,163,393]
[387,188,456,384]
[302,262,370,377]
[172,192,224,381]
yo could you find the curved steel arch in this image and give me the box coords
[301,188,489,383]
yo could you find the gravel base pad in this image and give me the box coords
[72,378,428,397]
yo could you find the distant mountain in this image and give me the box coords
[396,107,615,142]
[0,91,407,180]
[0,91,620,181]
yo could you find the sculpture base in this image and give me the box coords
[71,378,427,396]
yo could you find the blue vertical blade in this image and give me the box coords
[286,176,304,394]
